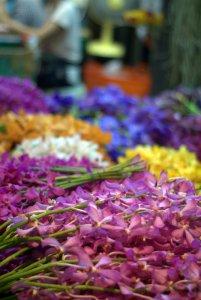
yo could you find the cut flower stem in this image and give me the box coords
[54,158,145,189]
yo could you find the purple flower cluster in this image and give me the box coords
[153,88,201,159]
[48,86,201,160]
[45,93,75,114]
[0,77,49,114]
[0,154,201,299]
[155,87,201,115]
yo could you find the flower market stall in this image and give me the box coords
[0,0,200,298]
[0,77,200,299]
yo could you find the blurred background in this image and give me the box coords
[0,0,200,96]
[1,3,201,300]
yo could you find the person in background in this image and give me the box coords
[13,0,44,28]
[0,0,88,88]
[135,0,163,63]
[0,0,44,38]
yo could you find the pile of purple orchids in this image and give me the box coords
[0,154,201,299]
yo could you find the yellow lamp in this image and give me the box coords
[87,0,133,58]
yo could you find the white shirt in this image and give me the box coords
[13,0,44,28]
[47,0,82,63]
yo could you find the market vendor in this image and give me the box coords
[0,0,88,88]
[13,0,44,28]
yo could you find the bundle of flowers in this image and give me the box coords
[0,112,111,154]
[119,145,201,187]
[0,77,49,114]
[13,135,109,167]
[47,86,201,161]
[155,87,201,116]
[0,154,200,300]
[154,89,201,160]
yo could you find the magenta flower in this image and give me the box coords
[1,154,201,299]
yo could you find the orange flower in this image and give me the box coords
[0,113,111,156]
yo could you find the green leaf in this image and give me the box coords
[0,123,6,133]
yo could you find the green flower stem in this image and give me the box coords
[51,166,96,174]
[56,174,126,188]
[0,264,28,281]
[35,199,103,220]
[17,257,48,273]
[22,281,70,292]
[0,200,104,241]
[55,158,145,189]
[105,158,133,171]
[0,261,81,290]
[56,174,125,188]
[19,281,153,300]
[1,229,77,252]
[49,226,79,238]
[0,220,12,232]
[0,236,42,251]
[0,241,17,251]
[0,256,126,290]
[0,247,29,268]
[176,94,201,115]
[0,123,6,133]
[35,203,89,219]
[0,257,50,282]
[0,257,62,282]
[21,281,119,294]
[0,224,27,242]
[0,231,16,243]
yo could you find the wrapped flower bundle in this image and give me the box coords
[13,135,110,167]
[119,145,201,187]
[0,112,111,153]
[0,77,49,115]
[0,154,201,299]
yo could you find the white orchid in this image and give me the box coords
[13,135,109,167]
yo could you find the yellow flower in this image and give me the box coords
[119,145,201,186]
[124,9,164,25]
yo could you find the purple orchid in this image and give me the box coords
[0,153,201,299]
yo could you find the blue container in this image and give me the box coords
[6,0,16,14]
